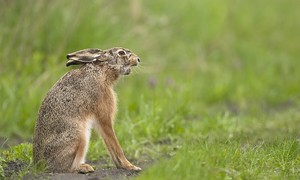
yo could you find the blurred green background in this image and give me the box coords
[1,0,300,179]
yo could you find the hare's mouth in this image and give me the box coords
[122,66,132,75]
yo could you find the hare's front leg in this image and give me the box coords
[95,117,141,171]
[71,120,95,174]
[71,137,94,173]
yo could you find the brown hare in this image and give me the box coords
[33,47,141,173]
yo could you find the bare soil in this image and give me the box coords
[21,159,154,180]
[3,160,27,177]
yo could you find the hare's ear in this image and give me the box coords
[66,48,107,66]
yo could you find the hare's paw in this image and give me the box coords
[123,164,142,171]
[78,163,95,174]
[130,165,142,171]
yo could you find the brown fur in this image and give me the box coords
[33,47,141,173]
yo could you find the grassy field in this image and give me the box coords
[1,0,300,179]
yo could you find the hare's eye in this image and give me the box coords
[117,50,126,56]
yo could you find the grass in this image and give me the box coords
[139,138,300,179]
[0,143,44,178]
[138,109,300,179]
[1,0,300,179]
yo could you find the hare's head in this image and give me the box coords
[105,47,140,75]
[66,47,140,75]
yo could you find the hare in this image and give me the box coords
[33,47,141,173]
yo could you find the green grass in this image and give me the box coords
[0,143,44,178]
[139,139,300,179]
[138,109,300,179]
[1,0,300,179]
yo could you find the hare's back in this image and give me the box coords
[38,70,100,122]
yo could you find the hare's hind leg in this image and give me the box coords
[45,139,78,172]
[71,119,94,173]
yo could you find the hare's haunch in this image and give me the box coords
[33,47,141,173]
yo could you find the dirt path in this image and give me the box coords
[26,168,140,180]
[23,160,153,180]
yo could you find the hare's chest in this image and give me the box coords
[96,87,117,119]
